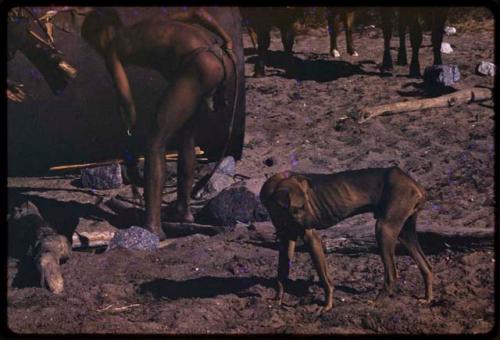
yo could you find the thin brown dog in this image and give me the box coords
[260,167,433,312]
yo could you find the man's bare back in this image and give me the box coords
[114,20,226,77]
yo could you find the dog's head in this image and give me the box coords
[266,174,318,228]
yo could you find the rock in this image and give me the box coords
[81,163,123,190]
[196,179,270,227]
[214,156,236,176]
[107,226,159,251]
[440,42,453,54]
[476,61,496,76]
[206,173,234,195]
[423,64,460,88]
[444,26,456,35]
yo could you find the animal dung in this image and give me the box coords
[81,163,123,190]
[263,157,275,167]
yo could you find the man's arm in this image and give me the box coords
[104,49,136,134]
[170,8,233,50]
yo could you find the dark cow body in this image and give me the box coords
[7,7,245,175]
[7,8,77,97]
[381,7,448,77]
[241,7,357,77]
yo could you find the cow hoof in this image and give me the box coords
[349,51,359,57]
[331,49,341,58]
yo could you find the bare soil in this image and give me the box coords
[7,21,496,335]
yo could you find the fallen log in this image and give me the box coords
[72,229,178,249]
[72,230,117,249]
[11,201,71,294]
[358,87,493,123]
[322,223,494,255]
[49,147,205,171]
[162,222,226,238]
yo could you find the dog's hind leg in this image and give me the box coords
[398,213,433,302]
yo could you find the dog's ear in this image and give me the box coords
[294,175,312,191]
[274,188,290,209]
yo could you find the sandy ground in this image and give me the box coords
[7,21,496,335]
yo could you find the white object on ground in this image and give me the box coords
[444,26,457,35]
[441,42,453,54]
[476,61,496,76]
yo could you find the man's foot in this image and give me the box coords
[146,225,167,241]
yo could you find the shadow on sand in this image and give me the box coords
[246,51,379,82]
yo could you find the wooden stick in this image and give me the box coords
[49,147,205,171]
[358,87,493,123]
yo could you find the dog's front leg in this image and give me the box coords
[304,229,334,312]
[276,236,296,305]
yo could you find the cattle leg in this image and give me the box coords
[344,10,358,56]
[398,213,433,302]
[304,229,334,312]
[397,8,409,66]
[174,117,197,223]
[408,11,423,77]
[254,27,271,77]
[276,236,297,305]
[279,25,295,55]
[431,9,447,65]
[144,56,223,238]
[327,11,341,58]
[380,8,394,72]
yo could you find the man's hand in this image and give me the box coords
[119,105,137,136]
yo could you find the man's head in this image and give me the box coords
[81,8,122,54]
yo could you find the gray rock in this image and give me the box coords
[107,226,159,251]
[196,179,269,227]
[440,42,453,54]
[214,156,236,176]
[81,163,123,190]
[476,61,496,76]
[206,172,234,194]
[423,64,460,88]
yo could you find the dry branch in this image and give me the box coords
[49,147,205,171]
[358,87,493,123]
[162,222,226,238]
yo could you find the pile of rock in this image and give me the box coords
[196,177,269,227]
